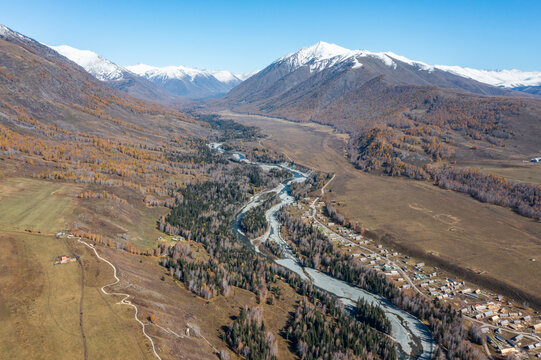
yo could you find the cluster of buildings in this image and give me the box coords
[459,300,541,357]
[300,196,541,358]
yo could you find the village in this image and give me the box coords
[292,198,541,359]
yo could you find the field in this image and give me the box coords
[0,231,157,360]
[0,177,163,359]
[221,111,541,307]
[0,177,81,234]
[0,175,300,359]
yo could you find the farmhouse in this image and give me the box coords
[54,255,77,265]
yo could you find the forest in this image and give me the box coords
[289,171,332,200]
[240,205,268,237]
[192,113,260,142]
[285,298,396,360]
[225,306,278,360]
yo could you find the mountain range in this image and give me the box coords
[126,63,248,99]
[46,39,541,104]
[50,44,250,100]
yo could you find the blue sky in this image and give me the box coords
[2,0,540,73]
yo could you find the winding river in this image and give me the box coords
[211,143,435,359]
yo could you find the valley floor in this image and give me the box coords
[219,111,541,308]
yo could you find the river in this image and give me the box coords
[210,143,435,359]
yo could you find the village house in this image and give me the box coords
[54,255,77,265]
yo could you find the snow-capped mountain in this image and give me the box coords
[126,64,246,99]
[48,44,180,102]
[433,66,541,89]
[272,41,541,90]
[223,41,541,126]
[50,45,125,81]
[277,41,412,72]
[48,44,250,100]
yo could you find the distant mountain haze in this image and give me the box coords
[126,63,248,99]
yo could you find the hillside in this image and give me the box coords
[0,24,212,198]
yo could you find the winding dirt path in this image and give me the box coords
[77,239,162,360]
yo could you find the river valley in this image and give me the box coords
[211,143,436,359]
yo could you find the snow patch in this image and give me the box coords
[358,51,397,69]
[385,52,433,71]
[351,58,363,69]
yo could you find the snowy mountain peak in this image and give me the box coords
[282,41,355,63]
[126,64,245,85]
[275,41,541,89]
[278,41,402,72]
[50,45,126,81]
[277,41,358,72]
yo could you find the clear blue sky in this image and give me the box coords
[2,0,540,73]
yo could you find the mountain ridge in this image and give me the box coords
[126,63,248,99]
[270,41,541,90]
[47,42,251,100]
